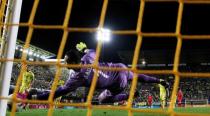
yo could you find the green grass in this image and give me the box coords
[7,107,210,116]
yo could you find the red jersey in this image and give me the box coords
[178,90,183,100]
[148,95,153,102]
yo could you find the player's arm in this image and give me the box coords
[138,74,161,83]
[27,73,86,100]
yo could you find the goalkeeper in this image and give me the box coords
[28,42,169,103]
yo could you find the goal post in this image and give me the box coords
[0,0,23,115]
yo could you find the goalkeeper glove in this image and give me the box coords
[76,42,87,52]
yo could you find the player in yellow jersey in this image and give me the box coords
[158,80,169,109]
[19,71,35,94]
[8,69,34,111]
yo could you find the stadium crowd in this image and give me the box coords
[9,62,210,105]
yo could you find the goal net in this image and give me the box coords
[1,0,210,116]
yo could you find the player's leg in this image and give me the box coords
[98,71,128,104]
[127,71,170,109]
[148,101,152,108]
[128,71,169,88]
[98,89,113,103]
[161,100,166,109]
[118,63,168,89]
[29,86,70,100]
[7,94,13,111]
[178,99,182,107]
[112,92,129,102]
[7,93,28,112]
[7,94,13,105]
[138,74,170,89]
[111,70,143,103]
[136,74,170,100]
[159,80,169,108]
[98,89,129,103]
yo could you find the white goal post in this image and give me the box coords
[0,0,23,115]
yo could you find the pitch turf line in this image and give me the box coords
[6,107,210,116]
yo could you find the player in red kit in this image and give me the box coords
[177,88,183,107]
[147,93,153,108]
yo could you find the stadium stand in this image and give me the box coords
[10,62,210,105]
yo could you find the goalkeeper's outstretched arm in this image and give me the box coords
[28,74,86,100]
[28,49,87,100]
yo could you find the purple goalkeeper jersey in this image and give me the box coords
[36,49,160,100]
[79,49,132,89]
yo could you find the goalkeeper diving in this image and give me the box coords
[27,42,169,104]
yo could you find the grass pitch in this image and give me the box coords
[7,107,210,116]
